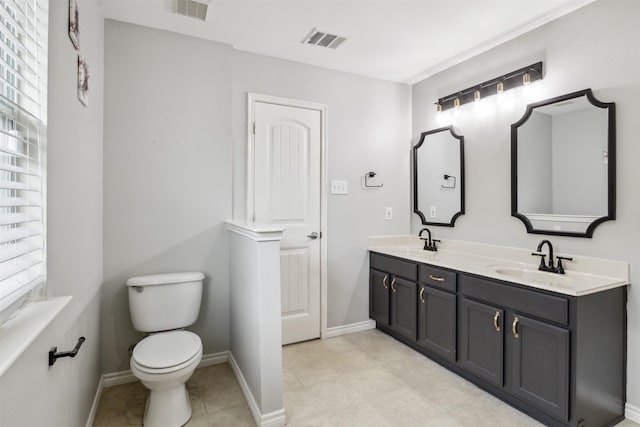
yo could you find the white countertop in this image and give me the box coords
[369,235,629,297]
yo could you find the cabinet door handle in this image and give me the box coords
[391,277,397,293]
[493,311,501,332]
[419,287,425,304]
[382,275,388,289]
[429,274,445,282]
[512,316,519,338]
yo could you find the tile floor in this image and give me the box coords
[93,329,639,427]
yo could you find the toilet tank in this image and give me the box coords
[127,272,204,332]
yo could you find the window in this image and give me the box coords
[0,0,47,322]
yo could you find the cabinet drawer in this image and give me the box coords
[370,253,417,281]
[419,265,457,293]
[459,274,568,325]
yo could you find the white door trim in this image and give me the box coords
[247,93,329,340]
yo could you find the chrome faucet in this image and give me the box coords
[531,240,573,274]
[419,228,440,252]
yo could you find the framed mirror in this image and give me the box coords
[413,126,465,226]
[511,89,615,238]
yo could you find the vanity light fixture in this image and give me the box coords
[434,61,543,111]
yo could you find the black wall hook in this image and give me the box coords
[49,337,85,366]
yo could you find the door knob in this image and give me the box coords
[307,232,320,239]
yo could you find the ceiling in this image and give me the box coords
[100,0,595,84]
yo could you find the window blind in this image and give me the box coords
[0,0,47,317]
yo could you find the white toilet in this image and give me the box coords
[127,272,205,427]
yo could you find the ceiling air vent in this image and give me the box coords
[174,0,210,21]
[302,28,347,50]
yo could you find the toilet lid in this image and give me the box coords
[133,331,202,370]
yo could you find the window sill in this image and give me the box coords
[0,296,72,376]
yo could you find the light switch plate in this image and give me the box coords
[385,207,392,220]
[331,180,348,195]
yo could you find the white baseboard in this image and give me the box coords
[325,319,375,338]
[102,350,229,388]
[260,408,286,427]
[102,369,137,388]
[626,403,640,423]
[199,350,229,367]
[228,352,286,427]
[85,375,104,427]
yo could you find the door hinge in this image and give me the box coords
[252,122,256,134]
[252,212,256,222]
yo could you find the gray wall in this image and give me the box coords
[231,51,411,328]
[0,0,104,425]
[102,20,233,373]
[102,21,410,372]
[552,107,608,215]
[517,111,552,213]
[416,130,463,223]
[411,0,640,409]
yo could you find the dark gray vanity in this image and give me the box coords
[369,251,627,427]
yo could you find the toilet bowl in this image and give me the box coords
[126,271,205,427]
[130,331,203,427]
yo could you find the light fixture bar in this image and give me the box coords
[435,62,543,112]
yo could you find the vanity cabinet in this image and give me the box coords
[417,265,457,362]
[510,313,569,421]
[390,276,418,340]
[369,253,418,339]
[369,269,390,325]
[369,252,627,427]
[459,297,504,387]
[458,272,570,420]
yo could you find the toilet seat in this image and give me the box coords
[132,330,202,374]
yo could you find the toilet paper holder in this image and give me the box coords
[49,337,86,366]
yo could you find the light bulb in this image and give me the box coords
[497,81,504,94]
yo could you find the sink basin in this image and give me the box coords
[489,265,571,287]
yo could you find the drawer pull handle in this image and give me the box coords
[391,277,397,293]
[493,311,501,332]
[429,274,445,282]
[512,316,519,338]
[382,275,389,289]
[419,287,425,304]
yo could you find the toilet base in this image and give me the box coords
[143,383,191,427]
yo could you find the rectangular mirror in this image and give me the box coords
[413,126,465,226]
[511,89,615,237]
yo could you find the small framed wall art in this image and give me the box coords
[69,0,79,50]
[78,55,89,106]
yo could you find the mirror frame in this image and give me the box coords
[413,126,465,227]
[511,88,616,238]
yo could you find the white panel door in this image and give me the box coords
[254,101,321,345]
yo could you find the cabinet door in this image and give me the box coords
[459,297,504,387]
[370,269,390,325]
[417,285,456,361]
[511,314,569,421]
[390,276,417,340]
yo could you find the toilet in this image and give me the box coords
[127,272,205,427]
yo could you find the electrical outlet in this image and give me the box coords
[330,180,348,195]
[385,207,392,220]
[429,206,436,218]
